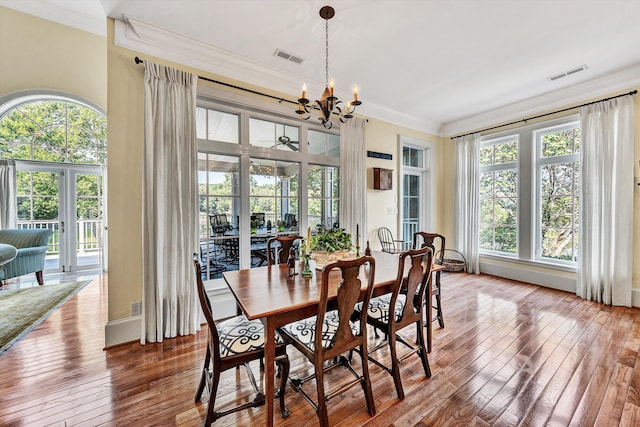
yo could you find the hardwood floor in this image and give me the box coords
[1,272,640,426]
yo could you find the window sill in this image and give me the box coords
[479,253,577,274]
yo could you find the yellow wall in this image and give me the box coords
[0,7,106,109]
[364,119,449,249]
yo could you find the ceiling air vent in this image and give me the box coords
[547,65,588,81]
[274,49,304,64]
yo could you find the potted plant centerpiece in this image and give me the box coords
[309,226,354,269]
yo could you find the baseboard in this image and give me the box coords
[479,260,576,294]
[632,289,640,308]
[104,315,141,348]
[104,280,237,348]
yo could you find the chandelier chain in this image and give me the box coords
[325,18,329,88]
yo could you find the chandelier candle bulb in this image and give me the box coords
[301,84,307,99]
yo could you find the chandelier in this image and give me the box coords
[295,6,361,129]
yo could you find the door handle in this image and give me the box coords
[60,221,64,233]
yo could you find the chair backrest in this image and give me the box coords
[267,235,302,265]
[378,227,396,253]
[216,214,232,231]
[317,256,376,360]
[193,256,221,366]
[413,232,445,265]
[392,247,433,326]
[284,213,297,228]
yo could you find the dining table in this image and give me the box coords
[222,250,442,426]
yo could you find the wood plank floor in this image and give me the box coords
[1,272,640,426]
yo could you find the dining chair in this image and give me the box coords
[193,257,290,426]
[413,232,446,352]
[266,235,302,265]
[278,256,377,427]
[378,227,408,254]
[353,247,433,400]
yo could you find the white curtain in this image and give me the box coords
[0,159,17,229]
[142,61,199,344]
[454,133,480,273]
[577,95,634,306]
[339,118,368,248]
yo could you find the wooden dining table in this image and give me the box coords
[222,250,440,426]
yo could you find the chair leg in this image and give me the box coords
[276,355,290,418]
[416,321,431,378]
[360,344,377,416]
[435,271,444,328]
[36,270,44,286]
[387,332,405,400]
[314,361,330,427]
[195,347,211,402]
[204,365,221,427]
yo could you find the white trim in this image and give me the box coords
[632,289,640,308]
[442,64,640,137]
[104,316,141,348]
[114,18,441,135]
[0,0,106,37]
[479,259,576,294]
[0,89,106,117]
[105,282,235,347]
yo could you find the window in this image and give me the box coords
[308,165,339,229]
[0,99,107,164]
[196,108,239,144]
[479,136,518,254]
[536,124,580,262]
[308,129,340,156]
[250,158,299,228]
[250,118,300,152]
[196,100,339,277]
[478,117,580,267]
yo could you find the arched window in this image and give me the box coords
[0,96,106,164]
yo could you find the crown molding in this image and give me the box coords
[114,17,442,136]
[441,63,640,137]
[1,0,106,36]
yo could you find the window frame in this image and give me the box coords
[196,94,340,275]
[533,121,580,265]
[479,134,520,256]
[478,115,580,272]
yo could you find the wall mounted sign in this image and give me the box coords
[367,151,392,160]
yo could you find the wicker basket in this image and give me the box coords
[436,249,466,272]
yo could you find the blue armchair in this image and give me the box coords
[0,228,53,286]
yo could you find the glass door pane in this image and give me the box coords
[198,153,240,281]
[402,173,420,242]
[73,172,103,268]
[16,170,60,271]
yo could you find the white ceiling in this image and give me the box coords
[3,0,640,136]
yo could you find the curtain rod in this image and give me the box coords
[450,89,637,140]
[134,56,297,106]
[134,56,368,123]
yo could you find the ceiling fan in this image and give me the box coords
[277,135,299,151]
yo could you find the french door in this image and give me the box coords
[16,162,105,273]
[400,139,433,242]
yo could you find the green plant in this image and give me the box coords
[310,227,353,253]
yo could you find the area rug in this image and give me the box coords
[0,280,90,353]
